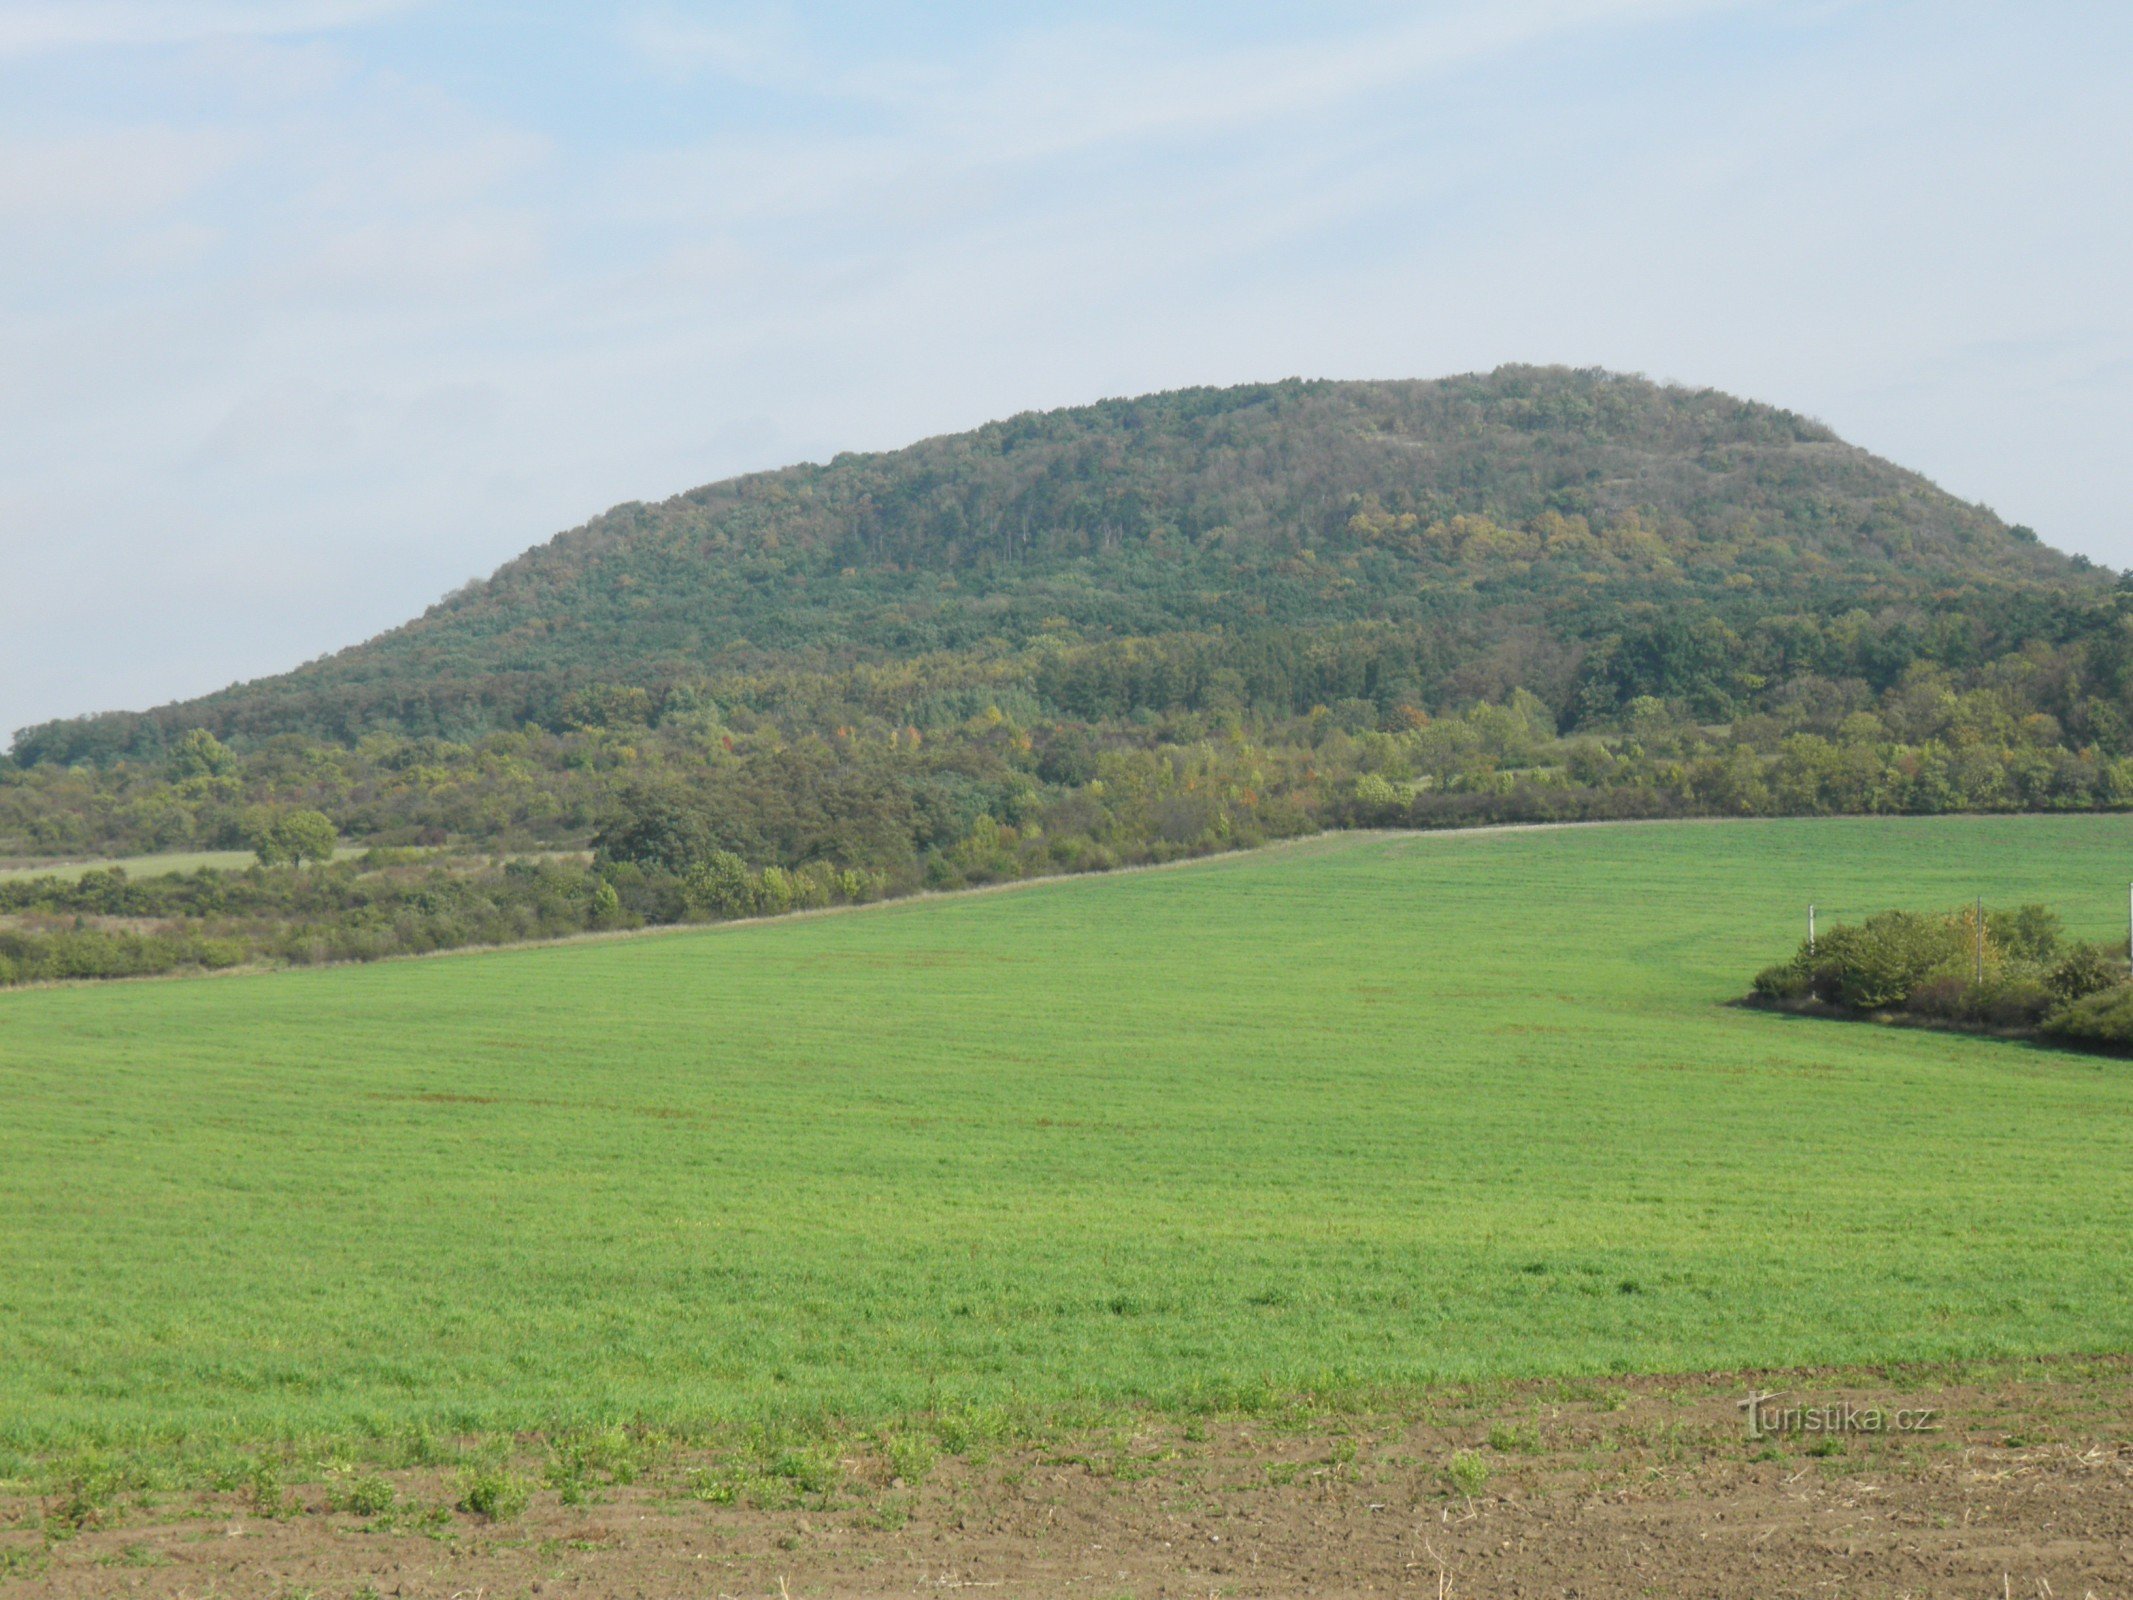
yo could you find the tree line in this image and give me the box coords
[12,577,2133,985]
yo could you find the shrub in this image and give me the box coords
[43,1460,131,1535]
[2047,943,2122,1004]
[456,1466,530,1522]
[1747,902,2124,1050]
[2042,985,2133,1051]
[1812,911,1967,1009]
[246,1454,296,1518]
[1354,773,1401,808]
[1972,974,2053,1028]
[1445,1451,1490,1497]
[330,1472,396,1518]
[544,1430,649,1506]
[755,865,796,914]
[1750,961,1810,1002]
[683,851,756,919]
[882,1430,938,1486]
[1989,904,2062,964]
[1903,973,1969,1020]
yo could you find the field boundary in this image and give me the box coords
[0,811,2104,995]
[7,1349,2130,1478]
[9,1354,2133,1598]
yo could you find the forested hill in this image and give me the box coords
[14,366,2096,760]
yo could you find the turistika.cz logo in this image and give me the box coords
[1738,1390,1941,1440]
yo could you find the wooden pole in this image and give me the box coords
[1808,903,1816,957]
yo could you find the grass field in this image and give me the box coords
[4,816,2133,1460]
[0,848,266,883]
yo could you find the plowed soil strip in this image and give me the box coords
[8,1363,2131,1597]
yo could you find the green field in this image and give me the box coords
[0,848,265,883]
[4,816,2133,1456]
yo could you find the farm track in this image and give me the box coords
[8,1361,2131,1598]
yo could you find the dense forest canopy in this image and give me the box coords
[11,366,2092,761]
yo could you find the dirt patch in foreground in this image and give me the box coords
[6,1364,2131,1598]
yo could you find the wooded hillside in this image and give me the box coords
[14,366,2088,760]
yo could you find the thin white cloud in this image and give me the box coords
[0,0,418,56]
[622,0,1755,153]
[274,212,546,302]
[896,0,1756,164]
[0,127,246,221]
[622,8,800,87]
[609,0,1761,238]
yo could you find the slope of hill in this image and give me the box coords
[12,366,2091,759]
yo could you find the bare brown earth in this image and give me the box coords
[6,1363,2130,1599]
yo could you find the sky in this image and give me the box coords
[1,1,2129,740]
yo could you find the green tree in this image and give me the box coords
[166,728,236,782]
[255,809,337,867]
[684,850,756,918]
[560,684,654,732]
[592,787,717,875]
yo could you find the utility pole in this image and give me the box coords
[1808,903,1816,957]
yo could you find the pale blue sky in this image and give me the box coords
[2,1,2129,738]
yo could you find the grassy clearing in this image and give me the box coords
[0,848,267,883]
[2,816,2132,1465]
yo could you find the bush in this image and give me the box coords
[2047,943,2122,1004]
[43,1460,132,1535]
[882,1430,938,1486]
[2042,984,2133,1051]
[683,851,756,919]
[1989,904,2062,964]
[1902,973,1969,1020]
[245,1454,295,1518]
[1748,903,2126,1052]
[1750,961,1810,1002]
[457,1465,531,1521]
[1969,974,2052,1029]
[543,1430,650,1506]
[1353,773,1402,810]
[1811,911,1966,1010]
[1445,1451,1490,1497]
[330,1471,396,1517]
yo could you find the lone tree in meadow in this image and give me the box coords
[255,809,338,868]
